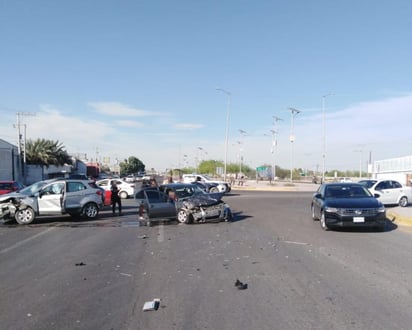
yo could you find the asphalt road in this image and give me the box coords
[1,191,412,329]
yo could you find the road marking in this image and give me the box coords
[0,227,55,254]
[282,240,309,245]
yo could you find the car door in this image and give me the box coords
[374,180,396,204]
[144,189,176,219]
[64,181,88,211]
[37,182,65,215]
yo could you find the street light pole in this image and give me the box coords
[288,107,301,182]
[238,129,247,176]
[272,116,283,181]
[216,88,231,182]
[322,93,334,183]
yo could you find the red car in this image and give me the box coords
[0,181,25,195]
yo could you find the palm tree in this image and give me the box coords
[26,138,72,167]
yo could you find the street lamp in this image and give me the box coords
[216,88,231,183]
[197,147,204,172]
[237,129,247,176]
[288,107,301,182]
[322,93,334,183]
[354,149,363,179]
[272,116,283,181]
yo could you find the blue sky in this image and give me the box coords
[1,0,412,174]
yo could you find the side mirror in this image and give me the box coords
[314,193,322,199]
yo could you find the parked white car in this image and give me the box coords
[366,179,412,207]
[95,179,135,199]
[182,174,231,193]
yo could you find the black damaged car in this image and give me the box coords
[134,183,232,225]
[311,182,386,231]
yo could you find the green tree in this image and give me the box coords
[26,138,72,167]
[119,156,145,176]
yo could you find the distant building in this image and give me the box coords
[0,138,22,182]
[370,155,412,185]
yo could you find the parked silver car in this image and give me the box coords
[0,179,103,224]
[364,179,412,207]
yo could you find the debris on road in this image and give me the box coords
[143,298,161,311]
[235,279,248,290]
[75,262,86,266]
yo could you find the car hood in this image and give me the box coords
[181,194,224,208]
[325,197,383,208]
[0,192,28,202]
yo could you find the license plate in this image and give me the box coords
[353,217,365,223]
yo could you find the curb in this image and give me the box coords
[386,210,412,226]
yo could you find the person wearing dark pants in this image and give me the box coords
[110,181,122,215]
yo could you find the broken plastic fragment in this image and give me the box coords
[143,298,160,311]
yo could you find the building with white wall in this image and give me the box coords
[370,155,412,185]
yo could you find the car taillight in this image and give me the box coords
[96,190,102,196]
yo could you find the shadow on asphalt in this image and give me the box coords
[0,206,250,228]
[326,219,397,233]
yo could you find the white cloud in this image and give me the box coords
[115,120,144,128]
[88,102,163,117]
[173,123,204,130]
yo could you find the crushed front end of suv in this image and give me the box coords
[0,179,103,225]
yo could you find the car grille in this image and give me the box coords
[340,208,379,216]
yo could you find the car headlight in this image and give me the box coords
[325,206,339,213]
[377,206,385,213]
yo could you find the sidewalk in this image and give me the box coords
[231,180,412,226]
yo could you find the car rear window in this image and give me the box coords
[0,183,12,190]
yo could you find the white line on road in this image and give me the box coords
[0,227,55,254]
[282,240,310,245]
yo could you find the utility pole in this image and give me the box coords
[272,116,283,180]
[288,107,301,182]
[14,112,36,183]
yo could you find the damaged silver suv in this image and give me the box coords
[0,178,103,225]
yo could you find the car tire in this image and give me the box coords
[224,209,233,222]
[82,203,99,219]
[320,212,329,231]
[177,209,192,224]
[311,205,318,220]
[119,191,128,199]
[399,196,408,207]
[209,187,219,193]
[15,207,35,225]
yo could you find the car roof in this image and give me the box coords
[160,183,196,188]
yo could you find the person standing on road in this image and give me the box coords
[110,180,122,215]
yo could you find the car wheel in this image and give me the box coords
[311,204,318,220]
[15,207,35,225]
[82,203,99,219]
[210,187,219,193]
[224,208,233,222]
[320,212,329,231]
[399,196,408,207]
[119,191,128,199]
[177,209,192,224]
